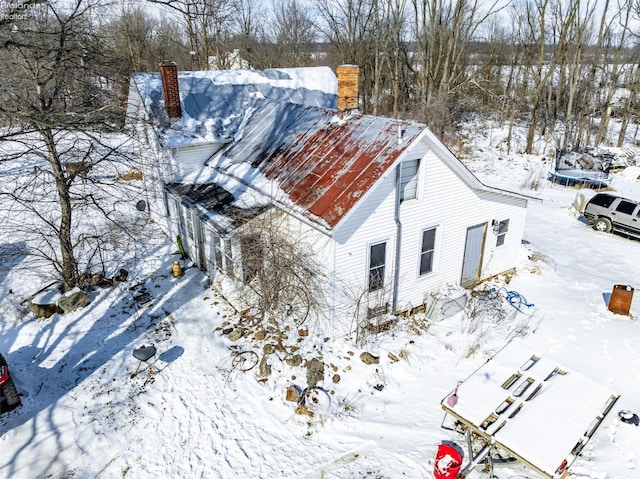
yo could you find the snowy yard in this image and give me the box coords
[1,129,640,479]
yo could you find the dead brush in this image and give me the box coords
[461,297,511,356]
[463,286,537,351]
[334,392,360,418]
[528,251,548,263]
[520,164,547,190]
[405,314,430,335]
[461,294,510,336]
[119,169,143,181]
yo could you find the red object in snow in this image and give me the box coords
[433,443,463,479]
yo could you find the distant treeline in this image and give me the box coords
[1,0,639,152]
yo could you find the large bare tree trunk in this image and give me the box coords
[147,0,235,70]
[558,2,595,150]
[0,0,139,292]
[42,128,78,290]
[595,0,633,145]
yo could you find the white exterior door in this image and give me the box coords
[461,223,486,287]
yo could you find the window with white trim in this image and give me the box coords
[419,227,437,275]
[368,241,387,291]
[400,159,420,201]
[185,209,194,240]
[240,235,261,283]
[173,199,186,234]
[211,235,222,270]
[496,219,509,246]
[223,239,234,278]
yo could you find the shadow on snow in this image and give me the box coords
[0,245,208,477]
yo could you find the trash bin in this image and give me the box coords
[433,442,463,479]
[608,284,634,316]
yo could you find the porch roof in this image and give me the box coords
[165,182,271,236]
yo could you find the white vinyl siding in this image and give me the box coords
[172,143,225,181]
[394,139,528,310]
[332,172,397,315]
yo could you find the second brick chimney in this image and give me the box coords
[336,65,359,111]
[159,61,182,119]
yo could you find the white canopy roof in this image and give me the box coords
[442,341,619,477]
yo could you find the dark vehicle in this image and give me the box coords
[0,353,21,413]
[583,193,640,239]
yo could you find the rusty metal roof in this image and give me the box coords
[133,66,430,230]
[214,99,425,228]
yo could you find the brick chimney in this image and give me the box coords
[159,61,182,118]
[336,65,359,111]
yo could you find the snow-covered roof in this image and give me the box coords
[165,182,271,235]
[131,65,530,231]
[442,341,619,477]
[130,67,338,148]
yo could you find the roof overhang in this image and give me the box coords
[421,129,541,203]
[165,182,272,236]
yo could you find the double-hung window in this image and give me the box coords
[496,219,509,246]
[400,159,420,201]
[419,227,437,275]
[368,242,387,291]
[185,210,194,240]
[212,235,223,270]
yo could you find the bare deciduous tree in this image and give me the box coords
[98,6,190,122]
[229,209,328,327]
[267,0,317,68]
[0,0,143,291]
[230,0,265,68]
[368,0,410,117]
[315,0,375,65]
[146,0,235,70]
[616,62,639,146]
[515,0,574,153]
[409,0,501,135]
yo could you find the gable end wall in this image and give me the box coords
[329,139,528,319]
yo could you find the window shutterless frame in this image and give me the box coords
[419,227,437,276]
[496,219,509,247]
[399,159,420,202]
[368,241,387,292]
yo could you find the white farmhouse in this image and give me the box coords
[127,62,531,327]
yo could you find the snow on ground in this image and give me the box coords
[1,122,640,479]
